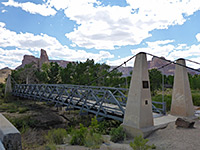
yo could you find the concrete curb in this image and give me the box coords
[0,141,5,150]
[0,114,22,150]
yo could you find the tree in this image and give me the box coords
[149,69,162,95]
[47,62,60,84]
[11,63,38,84]
[36,62,60,84]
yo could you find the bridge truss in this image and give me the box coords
[12,84,166,121]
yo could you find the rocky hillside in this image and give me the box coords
[0,67,12,83]
[14,49,199,76]
[16,49,70,69]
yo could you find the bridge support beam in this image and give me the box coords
[122,52,154,138]
[170,59,194,117]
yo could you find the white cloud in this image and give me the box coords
[63,0,200,50]
[106,56,135,67]
[1,9,7,13]
[0,22,5,28]
[0,22,114,69]
[0,48,33,69]
[0,23,62,49]
[168,44,200,61]
[131,40,175,58]
[3,0,200,50]
[2,0,57,16]
[196,33,200,42]
[47,0,69,10]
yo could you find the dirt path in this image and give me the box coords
[147,120,200,150]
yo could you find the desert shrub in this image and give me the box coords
[70,117,103,148]
[192,92,200,106]
[90,116,99,134]
[18,107,29,113]
[98,119,121,134]
[130,135,156,150]
[0,99,28,113]
[7,116,38,133]
[46,128,67,144]
[110,126,126,143]
[0,103,18,113]
[70,123,87,145]
[43,144,57,150]
[84,116,103,148]
[84,132,103,149]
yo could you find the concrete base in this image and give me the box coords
[122,114,181,139]
[0,114,22,150]
[121,124,155,138]
[154,114,178,126]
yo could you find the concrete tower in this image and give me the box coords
[171,59,194,117]
[5,74,12,98]
[122,52,154,137]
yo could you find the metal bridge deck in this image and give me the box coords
[12,84,166,121]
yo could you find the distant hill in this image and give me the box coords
[0,67,12,83]
[14,49,200,77]
[16,49,70,69]
[110,57,200,77]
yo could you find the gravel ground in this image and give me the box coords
[147,119,200,150]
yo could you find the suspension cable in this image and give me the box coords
[87,54,137,86]
[146,52,200,73]
[184,59,200,66]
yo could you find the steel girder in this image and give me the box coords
[12,84,166,121]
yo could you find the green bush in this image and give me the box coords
[7,116,38,133]
[90,116,99,134]
[110,126,126,143]
[18,107,29,113]
[84,132,103,149]
[46,128,67,144]
[70,117,103,148]
[70,123,87,145]
[97,120,121,134]
[130,135,156,150]
[192,92,200,106]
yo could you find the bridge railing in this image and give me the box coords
[12,84,166,121]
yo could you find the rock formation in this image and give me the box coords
[16,49,70,70]
[0,67,12,83]
[39,49,49,68]
[148,57,175,75]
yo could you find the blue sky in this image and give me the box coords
[0,0,200,69]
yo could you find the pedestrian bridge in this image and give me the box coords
[12,84,166,121]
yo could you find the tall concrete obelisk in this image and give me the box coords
[171,59,194,117]
[122,52,154,137]
[5,74,12,99]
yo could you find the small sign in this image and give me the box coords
[143,81,149,88]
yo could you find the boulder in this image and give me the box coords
[175,118,195,128]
